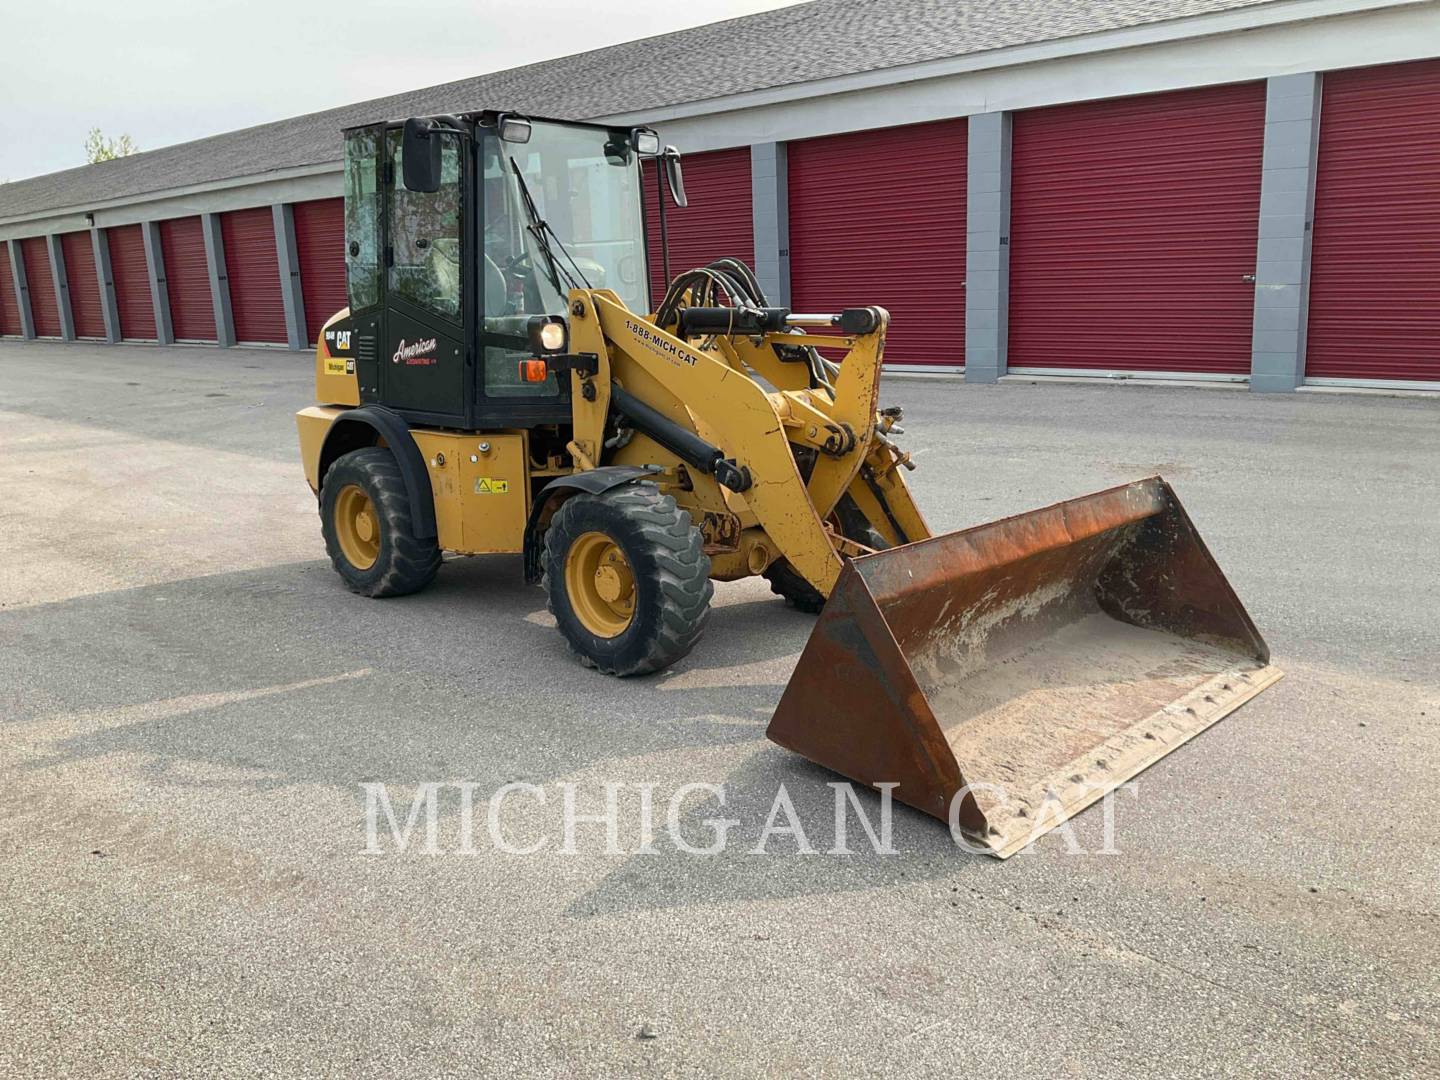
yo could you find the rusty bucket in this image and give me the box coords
[767,478,1281,857]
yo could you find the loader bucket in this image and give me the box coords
[767,478,1281,858]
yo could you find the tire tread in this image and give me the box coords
[320,447,441,598]
[543,484,711,676]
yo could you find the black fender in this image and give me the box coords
[317,406,437,540]
[523,465,663,584]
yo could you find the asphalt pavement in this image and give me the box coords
[1,340,1436,1077]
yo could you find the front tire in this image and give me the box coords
[320,447,441,597]
[543,484,711,676]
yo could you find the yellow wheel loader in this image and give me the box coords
[296,110,1281,855]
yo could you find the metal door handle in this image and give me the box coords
[1241,273,1256,284]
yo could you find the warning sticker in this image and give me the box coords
[474,478,509,495]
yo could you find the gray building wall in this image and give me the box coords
[750,143,790,308]
[274,203,308,351]
[141,221,175,345]
[1251,73,1323,393]
[46,234,76,341]
[964,112,1012,383]
[92,227,122,344]
[201,212,236,347]
[9,240,35,340]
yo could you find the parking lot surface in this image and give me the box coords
[2,341,1436,1077]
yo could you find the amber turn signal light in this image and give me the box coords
[519,359,549,383]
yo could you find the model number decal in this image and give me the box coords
[323,328,354,355]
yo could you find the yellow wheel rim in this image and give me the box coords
[565,531,636,638]
[334,483,380,571]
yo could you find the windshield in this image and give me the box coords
[480,121,648,396]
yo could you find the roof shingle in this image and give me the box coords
[0,0,1284,221]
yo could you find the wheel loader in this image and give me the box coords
[296,110,1281,856]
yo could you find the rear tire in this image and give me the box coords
[320,447,441,598]
[762,560,828,614]
[764,494,888,613]
[543,484,712,676]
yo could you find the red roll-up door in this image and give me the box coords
[1306,60,1440,384]
[293,198,347,344]
[1009,83,1265,375]
[107,225,156,341]
[60,231,105,339]
[22,238,62,338]
[160,217,216,342]
[0,242,20,336]
[644,148,753,307]
[789,120,968,368]
[221,207,286,344]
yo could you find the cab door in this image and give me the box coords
[473,133,573,428]
[381,128,468,421]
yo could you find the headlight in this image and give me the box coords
[633,128,661,157]
[527,315,568,355]
[539,321,566,351]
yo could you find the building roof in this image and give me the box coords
[0,0,1287,222]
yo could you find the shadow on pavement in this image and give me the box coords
[2,550,1021,906]
[6,553,805,789]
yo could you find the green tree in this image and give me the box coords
[85,129,139,164]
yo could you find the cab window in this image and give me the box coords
[388,131,462,319]
[344,128,381,311]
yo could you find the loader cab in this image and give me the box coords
[340,112,656,429]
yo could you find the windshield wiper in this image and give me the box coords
[507,157,592,296]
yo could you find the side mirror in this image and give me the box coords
[402,117,442,193]
[662,146,687,209]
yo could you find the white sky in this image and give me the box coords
[0,0,808,182]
